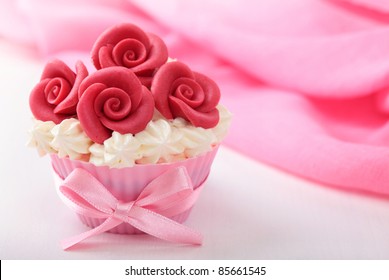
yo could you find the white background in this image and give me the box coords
[3,260,389,280]
[1,38,389,259]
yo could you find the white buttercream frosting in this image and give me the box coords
[167,57,177,63]
[29,105,231,166]
[90,132,141,168]
[88,143,105,166]
[171,117,217,157]
[50,118,92,160]
[135,119,186,164]
[212,105,232,142]
[182,126,218,158]
[27,119,56,156]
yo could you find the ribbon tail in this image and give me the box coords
[128,206,203,245]
[61,217,122,250]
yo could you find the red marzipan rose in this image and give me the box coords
[29,59,88,123]
[77,66,154,144]
[151,61,220,128]
[91,23,168,87]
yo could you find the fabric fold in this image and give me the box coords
[6,0,389,195]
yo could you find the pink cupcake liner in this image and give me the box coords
[50,146,218,234]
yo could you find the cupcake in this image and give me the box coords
[28,23,231,249]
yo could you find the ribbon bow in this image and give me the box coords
[56,167,203,250]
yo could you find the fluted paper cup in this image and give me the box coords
[50,146,218,234]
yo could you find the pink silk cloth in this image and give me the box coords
[4,0,389,195]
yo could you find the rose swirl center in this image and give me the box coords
[113,39,148,68]
[171,78,205,108]
[44,77,71,105]
[94,87,132,121]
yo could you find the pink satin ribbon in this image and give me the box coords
[55,167,204,250]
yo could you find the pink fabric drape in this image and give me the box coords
[4,0,389,195]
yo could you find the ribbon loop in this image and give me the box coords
[56,166,204,250]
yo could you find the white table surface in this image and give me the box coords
[1,38,389,260]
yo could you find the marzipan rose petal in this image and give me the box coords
[91,23,168,86]
[77,67,154,144]
[151,61,220,128]
[29,60,88,124]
